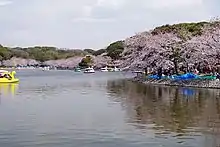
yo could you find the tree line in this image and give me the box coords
[0,40,125,63]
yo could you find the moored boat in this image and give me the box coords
[108,67,120,72]
[84,67,95,73]
[42,66,50,71]
[113,67,120,72]
[74,67,81,72]
[101,66,108,72]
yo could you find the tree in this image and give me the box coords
[23,46,88,61]
[93,49,106,56]
[11,48,29,59]
[106,41,124,60]
[78,55,94,68]
[0,46,12,62]
[167,41,185,75]
[171,46,181,75]
[84,49,95,55]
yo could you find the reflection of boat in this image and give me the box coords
[0,83,19,96]
[84,67,95,73]
[0,70,19,83]
[101,66,108,72]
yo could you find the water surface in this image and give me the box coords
[0,70,220,147]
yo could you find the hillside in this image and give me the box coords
[0,45,114,68]
[118,20,220,71]
[0,46,89,62]
[0,39,125,68]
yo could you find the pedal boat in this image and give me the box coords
[0,70,19,83]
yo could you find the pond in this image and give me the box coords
[0,70,219,147]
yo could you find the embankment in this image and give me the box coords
[132,75,220,89]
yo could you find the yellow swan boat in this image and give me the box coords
[0,70,19,83]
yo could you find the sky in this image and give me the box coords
[0,0,219,49]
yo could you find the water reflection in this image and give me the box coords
[0,83,19,97]
[107,80,220,145]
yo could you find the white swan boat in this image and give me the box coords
[101,66,108,72]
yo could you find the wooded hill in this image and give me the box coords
[0,40,124,63]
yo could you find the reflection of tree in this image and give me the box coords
[106,80,220,137]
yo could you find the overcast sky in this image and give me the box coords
[0,0,219,49]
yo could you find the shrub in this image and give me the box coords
[151,21,209,38]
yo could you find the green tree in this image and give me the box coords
[0,46,12,62]
[106,41,124,60]
[22,46,88,62]
[11,48,29,59]
[84,49,95,55]
[93,49,106,56]
[78,55,94,68]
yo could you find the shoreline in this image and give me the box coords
[131,75,220,89]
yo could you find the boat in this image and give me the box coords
[0,70,19,83]
[113,67,120,72]
[42,66,50,71]
[101,66,108,72]
[108,67,120,72]
[16,65,35,70]
[74,67,81,72]
[84,67,95,73]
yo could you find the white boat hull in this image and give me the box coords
[84,71,95,73]
[84,67,95,73]
[101,69,108,72]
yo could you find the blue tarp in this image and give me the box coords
[172,73,199,80]
[148,75,160,79]
[148,73,199,80]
